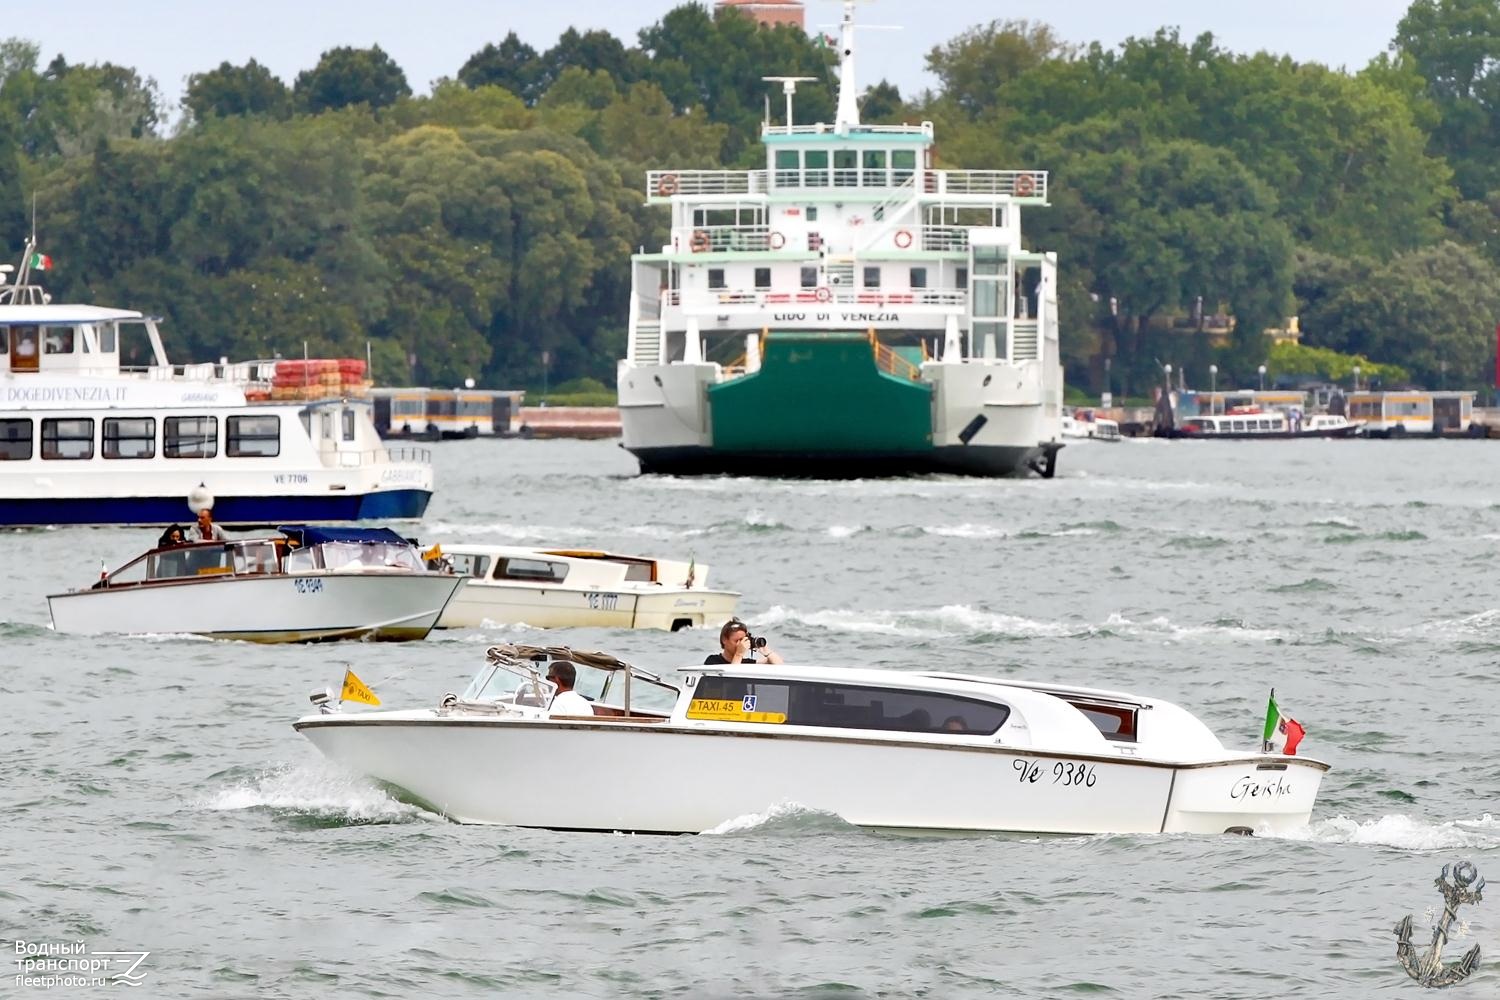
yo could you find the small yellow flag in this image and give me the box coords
[339,668,381,706]
[421,542,443,562]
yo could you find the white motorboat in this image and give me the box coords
[1174,409,1362,439]
[433,544,740,631]
[295,644,1329,835]
[1061,408,1122,442]
[48,526,463,642]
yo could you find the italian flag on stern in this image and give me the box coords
[30,252,52,270]
[1262,689,1305,755]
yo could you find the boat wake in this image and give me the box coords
[701,801,855,836]
[201,762,430,826]
[1272,813,1500,850]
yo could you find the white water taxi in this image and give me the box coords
[0,237,432,526]
[433,545,739,631]
[295,644,1328,835]
[48,526,463,642]
[1176,409,1361,439]
[1061,408,1121,442]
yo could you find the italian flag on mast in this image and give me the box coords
[1262,689,1305,755]
[30,252,52,271]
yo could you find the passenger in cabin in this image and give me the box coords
[14,329,36,359]
[704,618,784,665]
[157,524,186,548]
[545,662,594,717]
[189,507,227,542]
[942,715,968,733]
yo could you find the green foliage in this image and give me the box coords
[184,60,290,122]
[294,45,410,113]
[1265,341,1408,384]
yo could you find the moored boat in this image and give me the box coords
[433,544,739,631]
[1174,408,1362,439]
[48,525,464,642]
[295,644,1328,834]
[1061,408,1121,442]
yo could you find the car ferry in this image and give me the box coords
[0,239,432,526]
[296,644,1328,835]
[616,1,1064,478]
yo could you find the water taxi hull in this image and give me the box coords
[294,715,1326,835]
[49,572,463,643]
[438,584,739,631]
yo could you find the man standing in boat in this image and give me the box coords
[705,618,784,665]
[189,506,227,542]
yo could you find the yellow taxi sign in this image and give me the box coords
[339,668,381,706]
[686,697,785,724]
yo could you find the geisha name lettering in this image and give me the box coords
[1230,775,1293,800]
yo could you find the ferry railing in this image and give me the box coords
[927,170,1049,200]
[679,287,968,310]
[761,122,934,138]
[325,446,432,468]
[677,225,772,253]
[921,226,971,252]
[646,170,768,199]
[871,334,922,381]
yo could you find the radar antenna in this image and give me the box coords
[762,76,818,132]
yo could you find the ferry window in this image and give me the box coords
[164,416,218,458]
[910,267,928,289]
[342,408,356,441]
[100,324,116,353]
[861,149,887,185]
[800,266,818,288]
[805,206,818,221]
[754,267,771,290]
[450,553,491,578]
[43,327,75,354]
[957,266,968,288]
[708,269,726,290]
[41,417,94,460]
[227,415,280,457]
[774,149,799,185]
[804,150,828,187]
[833,149,857,186]
[0,418,32,459]
[1232,419,1245,431]
[892,149,916,183]
[498,558,568,583]
[103,417,156,459]
[863,266,881,288]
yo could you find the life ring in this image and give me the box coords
[768,230,785,250]
[815,286,832,302]
[690,229,710,253]
[657,173,680,197]
[894,228,913,249]
[1014,173,1037,196]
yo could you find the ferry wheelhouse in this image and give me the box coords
[616,1,1064,478]
[0,240,433,526]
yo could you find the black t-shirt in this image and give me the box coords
[704,653,757,665]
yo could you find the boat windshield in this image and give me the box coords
[317,541,423,572]
[460,661,555,708]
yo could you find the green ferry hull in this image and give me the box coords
[626,333,1059,478]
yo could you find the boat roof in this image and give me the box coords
[438,543,657,562]
[0,304,146,322]
[278,525,412,546]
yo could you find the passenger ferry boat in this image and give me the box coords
[432,544,739,631]
[1175,408,1362,439]
[295,644,1328,834]
[616,1,1064,478]
[1061,408,1121,442]
[0,239,432,526]
[49,526,463,642]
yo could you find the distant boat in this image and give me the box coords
[434,544,739,631]
[1172,409,1362,439]
[48,526,463,642]
[1061,408,1121,442]
[0,236,432,526]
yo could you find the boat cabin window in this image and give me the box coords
[320,541,422,572]
[804,151,828,187]
[43,327,75,354]
[449,553,492,578]
[107,554,150,587]
[153,543,233,579]
[910,267,927,289]
[754,267,771,290]
[99,324,116,353]
[688,676,1010,735]
[164,416,217,458]
[41,417,94,460]
[497,558,568,583]
[707,269,725,290]
[284,546,318,573]
[0,418,32,460]
[341,408,356,441]
[800,266,818,288]
[8,325,39,369]
[1064,701,1138,743]
[227,415,280,457]
[103,417,156,459]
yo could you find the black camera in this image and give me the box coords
[746,634,768,650]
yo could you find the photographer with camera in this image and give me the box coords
[704,617,784,665]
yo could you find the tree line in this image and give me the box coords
[2,1,1500,397]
